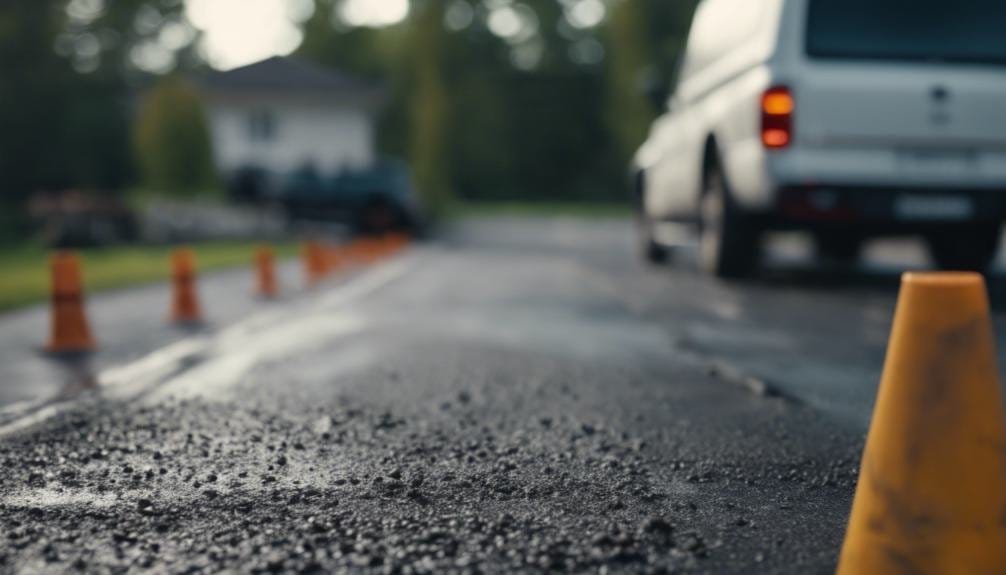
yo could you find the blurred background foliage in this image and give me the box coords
[0,0,697,227]
[134,75,217,196]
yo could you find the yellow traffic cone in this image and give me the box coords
[837,272,1006,574]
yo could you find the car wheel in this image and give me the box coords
[638,214,669,264]
[357,197,400,234]
[699,165,760,279]
[926,224,1001,273]
[815,233,863,264]
[633,171,669,265]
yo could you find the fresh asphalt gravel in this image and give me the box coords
[0,346,859,574]
[6,216,1000,573]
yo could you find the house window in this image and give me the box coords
[247,109,276,142]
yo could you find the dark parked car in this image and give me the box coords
[229,159,422,234]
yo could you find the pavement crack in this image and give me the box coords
[672,336,800,405]
[704,360,799,404]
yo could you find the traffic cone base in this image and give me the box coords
[837,272,1006,574]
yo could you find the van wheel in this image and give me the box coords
[926,224,1001,273]
[699,165,760,279]
[815,233,863,264]
[634,171,669,265]
[638,214,669,264]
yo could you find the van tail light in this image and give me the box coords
[761,86,794,149]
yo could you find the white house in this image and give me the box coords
[200,56,383,178]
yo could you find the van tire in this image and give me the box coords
[634,171,670,265]
[638,215,669,264]
[926,224,1001,273]
[699,164,760,279]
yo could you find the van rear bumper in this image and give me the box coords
[769,185,1006,231]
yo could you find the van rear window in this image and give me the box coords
[807,0,1006,65]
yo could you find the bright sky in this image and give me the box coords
[181,0,603,72]
[185,0,409,70]
[338,0,410,28]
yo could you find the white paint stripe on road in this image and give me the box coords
[0,338,210,434]
[145,314,366,402]
[316,257,416,310]
[0,255,420,439]
[101,338,209,391]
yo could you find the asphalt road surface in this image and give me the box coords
[3,217,1006,573]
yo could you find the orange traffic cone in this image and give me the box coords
[318,242,331,276]
[320,244,331,276]
[384,233,408,255]
[357,237,379,264]
[255,245,278,299]
[837,272,1006,574]
[169,248,203,325]
[326,243,344,275]
[343,239,363,266]
[46,251,96,353]
[385,234,401,254]
[303,241,325,287]
[372,237,387,260]
[375,235,391,258]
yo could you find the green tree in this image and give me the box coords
[287,0,702,208]
[133,75,217,196]
[407,0,451,216]
[0,1,74,200]
[298,1,399,77]
[0,0,196,230]
[605,0,657,167]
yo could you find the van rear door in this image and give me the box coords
[794,0,1006,153]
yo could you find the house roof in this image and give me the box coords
[200,56,382,99]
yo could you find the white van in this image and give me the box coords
[633,0,1006,277]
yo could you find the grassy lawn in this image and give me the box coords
[0,241,301,313]
[447,200,632,219]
